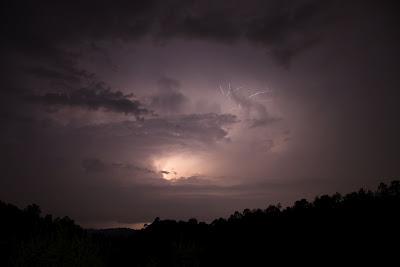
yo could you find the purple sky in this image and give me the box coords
[1,0,399,228]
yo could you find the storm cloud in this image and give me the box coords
[28,83,151,118]
[1,0,399,228]
[1,0,340,69]
[150,77,188,114]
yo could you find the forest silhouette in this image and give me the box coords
[1,181,399,266]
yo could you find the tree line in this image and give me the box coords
[1,181,400,266]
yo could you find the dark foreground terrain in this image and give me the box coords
[1,181,400,266]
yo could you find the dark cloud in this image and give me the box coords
[27,82,151,119]
[0,0,339,68]
[244,1,332,66]
[150,77,188,114]
[24,66,95,85]
[111,162,156,175]
[153,0,338,66]
[142,113,238,144]
[81,112,238,148]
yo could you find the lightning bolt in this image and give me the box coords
[219,85,225,96]
[248,91,268,98]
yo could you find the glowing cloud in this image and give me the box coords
[153,153,205,181]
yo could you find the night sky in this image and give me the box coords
[1,0,399,228]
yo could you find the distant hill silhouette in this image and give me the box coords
[1,181,400,266]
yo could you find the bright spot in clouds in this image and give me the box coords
[153,153,205,181]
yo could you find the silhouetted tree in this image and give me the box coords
[2,180,400,266]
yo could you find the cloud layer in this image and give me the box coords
[28,83,150,119]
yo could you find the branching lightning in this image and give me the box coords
[248,91,268,98]
[218,83,272,100]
